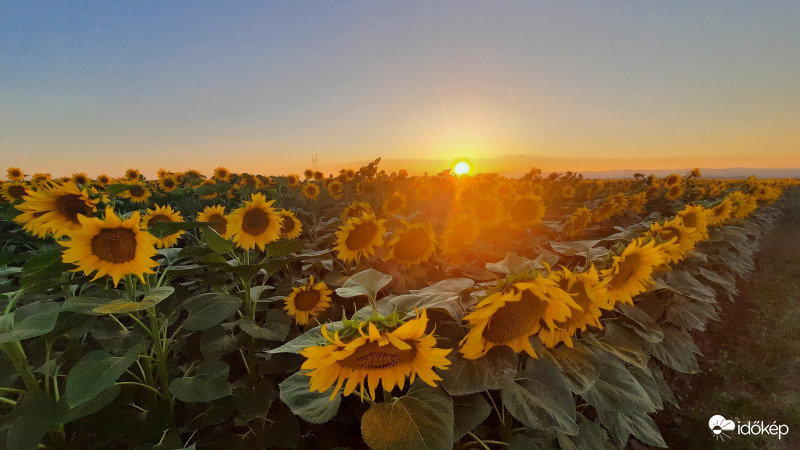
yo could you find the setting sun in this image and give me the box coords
[453,160,471,175]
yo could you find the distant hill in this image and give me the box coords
[503,167,800,179]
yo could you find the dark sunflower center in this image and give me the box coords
[91,228,137,263]
[74,176,87,184]
[659,227,682,245]
[681,214,698,228]
[281,215,295,233]
[242,208,270,236]
[387,197,402,211]
[163,179,175,188]
[56,194,93,223]
[208,214,227,235]
[510,198,542,223]
[293,289,321,311]
[8,185,27,200]
[483,289,548,343]
[147,214,172,228]
[346,207,364,218]
[346,221,378,250]
[129,186,145,197]
[393,228,430,260]
[608,253,641,289]
[339,339,417,370]
[9,169,21,177]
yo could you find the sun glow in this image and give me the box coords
[453,161,471,175]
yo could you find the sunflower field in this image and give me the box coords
[0,161,797,449]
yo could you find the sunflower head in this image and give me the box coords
[508,194,546,230]
[213,166,231,181]
[341,201,373,220]
[440,214,479,257]
[601,237,666,306]
[302,183,320,200]
[678,204,709,239]
[141,204,185,249]
[382,192,407,216]
[227,193,282,250]
[96,174,111,186]
[6,167,24,181]
[13,181,98,238]
[278,208,303,239]
[120,184,151,204]
[303,169,314,180]
[60,207,159,286]
[384,221,437,267]
[284,275,333,326]
[665,173,682,187]
[334,213,386,264]
[71,172,89,185]
[328,180,344,199]
[125,168,140,181]
[197,205,229,237]
[665,184,684,201]
[540,266,610,348]
[1,182,29,202]
[301,309,451,401]
[286,174,300,187]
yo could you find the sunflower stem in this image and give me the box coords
[0,342,40,392]
[147,307,175,427]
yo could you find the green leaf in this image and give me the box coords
[452,393,492,441]
[194,183,231,197]
[62,296,120,315]
[267,321,344,354]
[7,391,54,450]
[228,259,289,282]
[183,293,242,331]
[547,341,600,394]
[279,372,342,424]
[233,380,278,422]
[261,239,305,258]
[615,303,664,343]
[597,409,667,448]
[664,294,718,331]
[146,221,204,239]
[654,270,716,304]
[0,301,60,344]
[59,385,121,423]
[335,268,393,301]
[416,278,474,293]
[91,286,174,314]
[583,321,650,369]
[170,360,232,402]
[239,309,290,341]
[202,226,234,254]
[361,380,454,450]
[644,325,701,374]
[556,414,610,450]
[199,325,240,359]
[439,345,518,396]
[501,356,578,435]
[107,183,140,195]
[581,349,656,414]
[64,345,141,408]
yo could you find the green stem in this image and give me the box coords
[116,381,163,397]
[0,342,40,392]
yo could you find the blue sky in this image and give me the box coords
[2,1,799,176]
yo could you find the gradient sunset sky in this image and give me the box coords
[2,1,799,177]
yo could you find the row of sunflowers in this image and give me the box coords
[0,161,795,449]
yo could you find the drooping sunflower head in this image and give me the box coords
[1,182,29,203]
[301,309,451,401]
[382,191,407,216]
[286,174,300,187]
[665,173,682,187]
[665,184,684,201]
[440,214,479,257]
[601,237,666,307]
[59,207,159,287]
[6,167,24,181]
[141,204,185,249]
[278,208,303,239]
[334,213,387,264]
[460,277,580,360]
[627,192,647,213]
[592,201,620,223]
[564,207,593,239]
[507,194,546,230]
[678,204,709,239]
[13,181,98,238]
[415,183,434,202]
[284,275,333,326]
[302,183,320,200]
[540,265,610,348]
[213,166,231,181]
[385,221,437,267]
[197,204,229,237]
[708,198,733,225]
[341,201,373,220]
[226,193,282,250]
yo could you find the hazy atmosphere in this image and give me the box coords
[2,1,799,176]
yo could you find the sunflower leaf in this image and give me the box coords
[183,293,242,331]
[546,340,601,394]
[581,349,657,413]
[335,269,392,302]
[146,221,205,239]
[106,183,140,196]
[279,372,342,425]
[438,326,518,396]
[267,321,345,354]
[91,286,174,314]
[0,301,60,344]
[361,380,454,450]
[169,359,232,403]
[452,393,492,441]
[202,226,234,254]
[64,345,142,408]
[239,310,290,341]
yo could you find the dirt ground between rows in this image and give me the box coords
[654,188,800,450]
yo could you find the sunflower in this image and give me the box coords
[645,217,702,264]
[313,171,325,182]
[471,195,503,229]
[345,168,356,180]
[227,184,241,199]
[627,192,647,213]
[440,214,479,256]
[592,201,620,223]
[141,204,185,249]
[1,182,29,202]
[119,184,151,204]
[301,309,451,400]
[71,172,89,185]
[303,169,314,180]
[31,173,51,186]
[460,277,580,359]
[6,167,24,181]
[677,204,709,239]
[382,191,407,216]
[708,198,733,225]
[197,205,229,237]
[665,174,682,187]
[284,275,333,325]
[226,193,282,251]
[729,192,757,218]
[341,201,373,220]
[123,168,140,181]
[286,174,300,187]
[385,221,437,266]
[540,266,611,348]
[13,182,99,238]
[334,213,386,263]
[213,166,231,181]
[564,207,593,239]
[302,183,320,200]
[156,175,177,193]
[59,207,159,286]
[561,185,576,199]
[665,184,684,201]
[690,168,702,178]
[508,194,546,230]
[415,184,434,202]
[182,169,204,183]
[240,175,261,190]
[95,174,111,186]
[278,208,303,239]
[328,180,344,199]
[601,238,666,306]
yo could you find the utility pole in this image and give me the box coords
[311,153,318,171]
